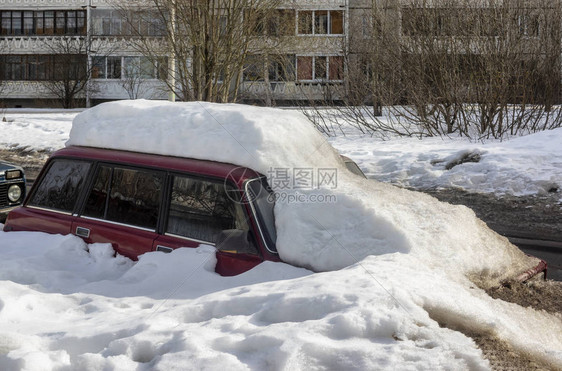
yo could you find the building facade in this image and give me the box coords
[0,0,560,107]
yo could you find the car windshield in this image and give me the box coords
[246,178,277,254]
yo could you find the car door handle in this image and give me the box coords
[75,226,90,238]
[156,245,173,253]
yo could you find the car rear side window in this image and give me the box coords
[83,165,163,230]
[166,175,248,243]
[29,159,91,213]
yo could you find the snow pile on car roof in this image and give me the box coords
[68,100,537,282]
[68,99,343,174]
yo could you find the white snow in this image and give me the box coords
[330,127,562,198]
[0,101,561,370]
[0,110,77,152]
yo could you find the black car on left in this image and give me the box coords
[0,161,25,212]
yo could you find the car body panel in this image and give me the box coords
[71,217,159,260]
[3,206,73,235]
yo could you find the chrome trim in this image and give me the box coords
[26,205,73,216]
[78,215,157,232]
[163,232,216,246]
[75,226,90,238]
[245,178,278,255]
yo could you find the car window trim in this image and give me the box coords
[162,231,216,246]
[26,204,74,216]
[78,215,159,233]
[245,177,278,255]
[25,157,94,215]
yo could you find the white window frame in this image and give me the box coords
[296,55,344,83]
[296,10,344,36]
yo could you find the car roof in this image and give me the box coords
[53,146,262,187]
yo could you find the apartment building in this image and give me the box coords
[0,0,350,107]
[0,0,560,108]
[0,0,169,107]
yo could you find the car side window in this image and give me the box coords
[83,165,163,230]
[166,175,249,244]
[29,159,91,213]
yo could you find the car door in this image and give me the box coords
[153,173,263,275]
[71,164,164,259]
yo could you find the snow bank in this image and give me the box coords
[68,100,536,281]
[0,112,76,152]
[331,127,562,198]
[1,229,561,370]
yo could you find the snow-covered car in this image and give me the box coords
[3,100,547,282]
[0,161,26,211]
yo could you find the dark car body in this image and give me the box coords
[0,161,26,211]
[4,146,280,276]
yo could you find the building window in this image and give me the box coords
[0,10,85,36]
[92,56,123,79]
[297,10,344,35]
[298,11,313,34]
[124,56,158,79]
[93,9,165,36]
[244,54,296,82]
[267,9,295,36]
[0,55,55,80]
[28,55,48,80]
[1,12,11,35]
[92,56,166,80]
[269,55,296,82]
[297,56,313,80]
[243,55,265,81]
[92,57,105,79]
[55,11,66,34]
[44,11,55,34]
[107,57,122,79]
[23,11,33,35]
[297,56,343,82]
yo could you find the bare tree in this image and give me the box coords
[113,0,285,103]
[40,36,114,108]
[314,0,562,139]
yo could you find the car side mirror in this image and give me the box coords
[216,229,256,254]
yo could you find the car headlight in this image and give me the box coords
[5,169,23,180]
[8,184,22,203]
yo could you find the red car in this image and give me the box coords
[3,146,280,276]
[4,146,547,282]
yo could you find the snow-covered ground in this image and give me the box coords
[331,130,562,199]
[0,103,561,370]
